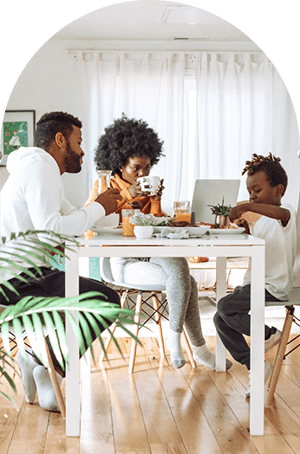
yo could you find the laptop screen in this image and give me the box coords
[191,179,241,224]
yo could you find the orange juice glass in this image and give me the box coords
[173,201,191,223]
[122,209,140,236]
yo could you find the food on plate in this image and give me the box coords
[189,257,209,263]
[165,220,215,228]
[228,222,240,229]
[198,222,215,229]
[156,218,172,226]
[168,220,196,227]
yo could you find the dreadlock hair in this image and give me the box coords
[94,114,164,175]
[242,153,288,195]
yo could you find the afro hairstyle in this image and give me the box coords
[94,114,164,175]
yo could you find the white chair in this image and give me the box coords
[265,289,300,406]
[264,180,300,406]
[99,257,196,373]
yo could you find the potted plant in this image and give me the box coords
[208,197,232,228]
[129,213,157,238]
[0,230,138,408]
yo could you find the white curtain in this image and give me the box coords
[77,51,185,212]
[181,52,299,206]
[77,50,299,214]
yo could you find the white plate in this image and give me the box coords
[91,226,123,235]
[209,228,245,235]
[153,225,210,236]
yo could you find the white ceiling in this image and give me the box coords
[54,1,253,44]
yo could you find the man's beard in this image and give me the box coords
[64,141,82,173]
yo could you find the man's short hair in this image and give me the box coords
[34,111,82,150]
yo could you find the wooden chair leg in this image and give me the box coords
[265,306,294,407]
[151,292,166,358]
[44,338,66,418]
[129,291,143,374]
[99,290,127,364]
[182,330,196,368]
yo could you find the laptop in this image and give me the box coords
[191,179,241,224]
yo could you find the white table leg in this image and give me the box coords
[250,246,265,435]
[65,247,80,437]
[79,257,91,374]
[215,257,227,372]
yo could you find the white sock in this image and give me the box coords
[17,348,38,403]
[166,330,186,369]
[33,365,63,412]
[193,344,233,371]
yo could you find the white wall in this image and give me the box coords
[6,40,90,207]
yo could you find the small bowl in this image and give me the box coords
[134,225,153,239]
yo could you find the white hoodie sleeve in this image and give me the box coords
[23,156,105,236]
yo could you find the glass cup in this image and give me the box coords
[122,209,140,237]
[173,201,191,223]
[97,170,112,194]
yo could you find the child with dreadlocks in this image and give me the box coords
[214,153,297,396]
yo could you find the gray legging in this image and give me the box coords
[110,256,205,347]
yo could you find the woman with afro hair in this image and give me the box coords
[86,114,232,371]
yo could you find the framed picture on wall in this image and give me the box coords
[0,110,36,165]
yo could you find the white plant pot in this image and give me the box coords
[134,225,153,239]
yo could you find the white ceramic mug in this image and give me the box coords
[137,176,161,195]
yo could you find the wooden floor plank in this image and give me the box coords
[108,365,151,453]
[79,371,114,454]
[180,365,259,454]
[43,412,80,454]
[162,373,223,453]
[0,365,30,454]
[134,368,187,450]
[7,401,50,454]
[250,434,296,454]
[1,335,300,454]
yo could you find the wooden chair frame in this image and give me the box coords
[266,305,300,407]
[100,287,196,374]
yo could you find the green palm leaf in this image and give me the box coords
[0,294,139,370]
[0,230,141,408]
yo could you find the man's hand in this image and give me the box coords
[95,188,122,215]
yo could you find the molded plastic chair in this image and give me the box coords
[265,288,300,406]
[99,257,196,373]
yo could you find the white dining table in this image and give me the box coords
[64,229,265,436]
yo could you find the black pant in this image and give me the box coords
[1,267,120,376]
[213,284,281,370]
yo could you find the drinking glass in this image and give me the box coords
[173,201,191,223]
[122,209,140,237]
[97,170,112,195]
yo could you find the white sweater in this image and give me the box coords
[243,203,297,300]
[1,147,104,279]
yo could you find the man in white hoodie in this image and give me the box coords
[0,111,122,411]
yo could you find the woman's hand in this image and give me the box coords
[153,179,164,201]
[128,180,144,198]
